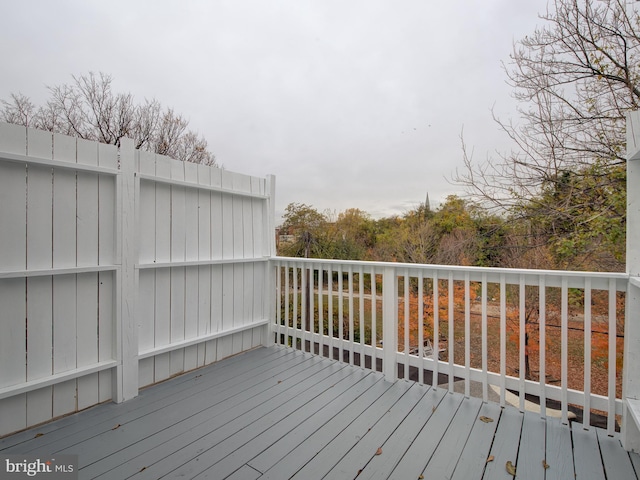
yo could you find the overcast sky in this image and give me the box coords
[1,0,549,222]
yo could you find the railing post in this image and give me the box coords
[622,110,640,451]
[382,266,398,381]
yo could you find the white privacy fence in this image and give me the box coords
[273,258,628,434]
[0,123,275,437]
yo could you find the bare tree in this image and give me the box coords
[0,72,217,166]
[455,0,637,269]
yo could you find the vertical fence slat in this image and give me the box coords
[169,162,186,376]
[26,135,54,425]
[182,163,199,369]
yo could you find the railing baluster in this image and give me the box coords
[328,265,334,360]
[448,271,454,393]
[359,265,365,369]
[348,265,354,366]
[309,265,315,354]
[284,265,290,345]
[302,263,307,351]
[519,274,526,412]
[465,272,470,398]
[318,265,324,358]
[482,273,488,402]
[608,277,617,435]
[338,264,344,362]
[293,264,299,350]
[561,277,569,424]
[500,274,506,407]
[418,270,424,385]
[371,267,377,372]
[540,275,547,419]
[584,278,592,430]
[404,269,410,380]
[433,271,439,388]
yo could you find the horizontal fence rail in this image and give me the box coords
[273,257,628,434]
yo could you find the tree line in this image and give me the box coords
[0,72,216,166]
[277,190,623,272]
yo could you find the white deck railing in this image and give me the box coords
[273,257,628,435]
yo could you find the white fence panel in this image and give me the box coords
[134,152,272,388]
[0,124,119,436]
[0,123,275,436]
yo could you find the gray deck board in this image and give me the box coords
[482,405,523,480]
[516,411,547,480]
[450,401,502,480]
[573,427,606,480]
[545,417,575,480]
[356,385,447,480]
[387,390,465,480]
[1,345,637,480]
[598,428,638,480]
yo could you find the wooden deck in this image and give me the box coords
[1,346,639,480]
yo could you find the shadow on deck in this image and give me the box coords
[1,346,638,479]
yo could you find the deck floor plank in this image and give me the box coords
[418,395,485,480]
[450,401,502,480]
[385,390,465,480]
[597,429,638,480]
[515,411,546,480]
[0,346,635,480]
[356,386,447,480]
[573,427,606,480]
[482,405,523,480]
[545,417,575,480]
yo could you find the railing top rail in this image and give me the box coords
[273,256,629,281]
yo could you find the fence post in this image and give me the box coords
[382,266,398,381]
[265,174,276,347]
[115,138,139,402]
[622,110,640,451]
